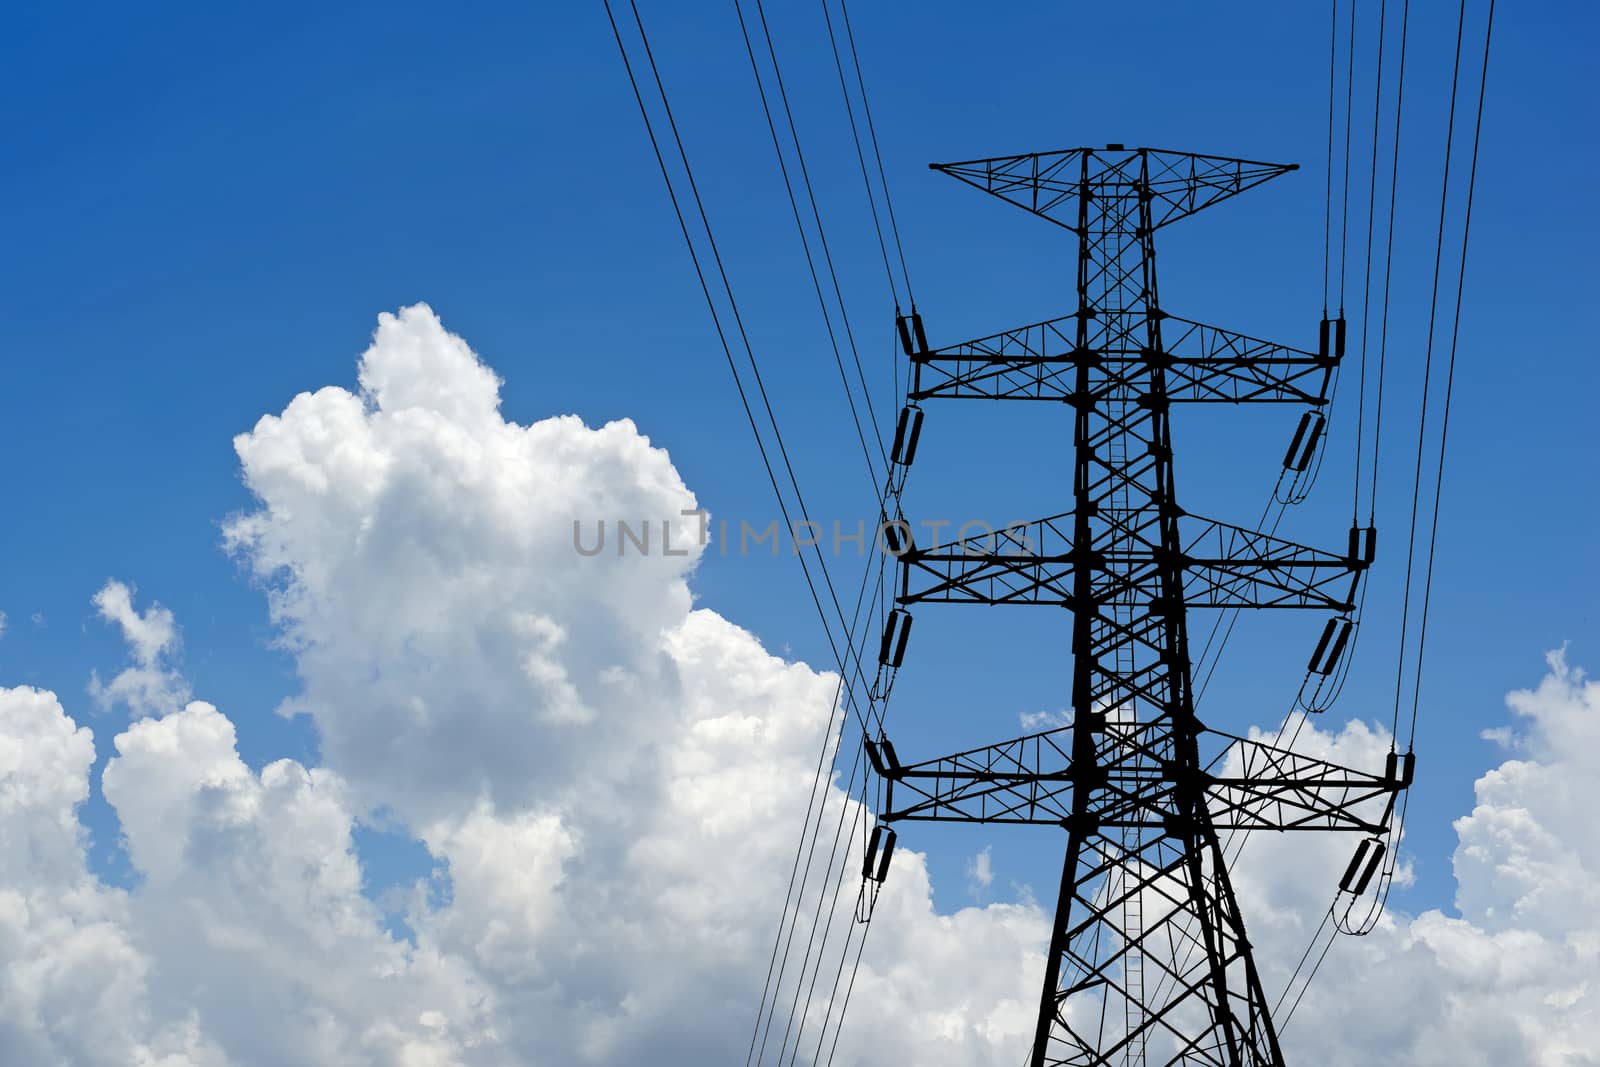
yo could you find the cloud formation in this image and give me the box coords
[0,304,1593,1065]
[1259,653,1600,1066]
[88,580,191,717]
[0,685,228,1067]
[219,304,1047,1064]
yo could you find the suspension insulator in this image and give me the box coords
[897,311,930,356]
[863,825,897,883]
[1307,617,1353,676]
[864,737,902,779]
[1307,618,1336,671]
[1353,840,1387,894]
[878,609,913,669]
[881,521,912,556]
[890,406,925,468]
[1338,839,1372,892]
[1319,317,1332,361]
[1385,751,1416,789]
[1339,838,1386,894]
[865,739,886,776]
[1348,525,1378,565]
[1282,411,1326,472]
[1335,315,1347,359]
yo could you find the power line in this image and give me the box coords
[601,11,899,1059]
[1338,0,1356,312]
[1291,0,1496,1005]
[729,2,887,495]
[819,0,901,312]
[1345,0,1496,943]
[808,785,875,1064]
[776,560,904,1064]
[618,0,883,706]
[1351,0,1390,523]
[758,737,866,1064]
[837,0,916,309]
[737,0,888,473]
[753,548,893,1065]
[1389,0,1468,747]
[747,555,885,1066]
[1409,0,1494,744]
[822,890,874,1066]
[1366,0,1413,528]
[725,1,928,1053]
[773,744,869,1064]
[732,0,934,1049]
[1323,0,1338,316]
[830,0,919,429]
[744,4,929,1053]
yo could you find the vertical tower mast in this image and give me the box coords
[865,146,1407,1066]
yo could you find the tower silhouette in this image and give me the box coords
[864,146,1408,1066]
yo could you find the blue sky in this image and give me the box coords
[2,0,1595,930]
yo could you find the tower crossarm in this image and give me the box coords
[896,511,1077,606]
[872,725,1405,834]
[896,512,1368,611]
[1181,517,1370,611]
[1156,314,1332,405]
[931,147,1297,234]
[908,312,1333,405]
[907,313,1078,402]
[869,727,1078,825]
[1202,729,1409,834]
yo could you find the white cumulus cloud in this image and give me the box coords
[88,580,191,717]
[218,303,1047,1064]
[1256,652,1600,1066]
[0,303,1593,1066]
[0,686,229,1067]
[967,846,995,898]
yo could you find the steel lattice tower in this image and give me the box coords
[864,146,1409,1066]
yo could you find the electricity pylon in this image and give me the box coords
[862,146,1410,1066]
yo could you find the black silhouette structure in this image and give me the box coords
[865,146,1409,1067]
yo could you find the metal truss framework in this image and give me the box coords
[871,147,1403,1066]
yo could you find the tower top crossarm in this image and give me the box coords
[930,146,1299,234]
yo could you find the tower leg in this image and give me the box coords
[1029,818,1286,1065]
[1031,826,1089,1067]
